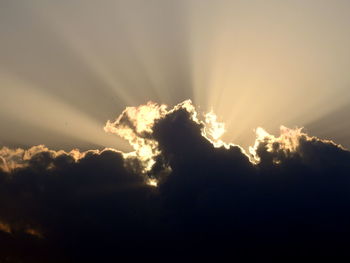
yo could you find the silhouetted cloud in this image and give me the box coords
[1,100,350,262]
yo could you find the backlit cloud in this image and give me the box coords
[1,100,350,262]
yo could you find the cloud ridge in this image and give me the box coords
[1,100,350,262]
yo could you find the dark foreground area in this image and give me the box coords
[1,104,350,262]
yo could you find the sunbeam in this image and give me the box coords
[1,1,350,150]
[1,2,350,261]
[0,73,130,151]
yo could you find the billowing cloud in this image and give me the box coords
[1,100,350,262]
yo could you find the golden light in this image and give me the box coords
[204,111,225,141]
[255,127,271,140]
[147,178,158,187]
[1,1,350,152]
[0,74,129,150]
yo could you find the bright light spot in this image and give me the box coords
[104,102,167,173]
[147,178,158,187]
[249,125,304,163]
[138,144,153,160]
[255,127,270,140]
[204,111,226,141]
[126,102,167,134]
[279,125,303,152]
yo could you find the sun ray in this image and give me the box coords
[0,74,129,151]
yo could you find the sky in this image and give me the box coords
[1,0,350,151]
[1,1,350,262]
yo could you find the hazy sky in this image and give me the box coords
[2,3,350,260]
[1,0,350,150]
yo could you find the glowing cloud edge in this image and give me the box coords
[1,100,347,187]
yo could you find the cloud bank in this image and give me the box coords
[1,100,350,262]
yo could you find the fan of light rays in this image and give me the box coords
[0,1,191,151]
[189,0,350,149]
[27,0,192,107]
[0,73,130,151]
[1,0,350,152]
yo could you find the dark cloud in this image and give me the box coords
[1,101,350,262]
